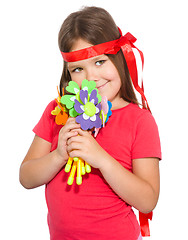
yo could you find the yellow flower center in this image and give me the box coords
[84,102,96,117]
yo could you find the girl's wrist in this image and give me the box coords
[52,149,67,168]
[98,152,115,173]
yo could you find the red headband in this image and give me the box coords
[61,29,150,111]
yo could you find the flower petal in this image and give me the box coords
[70,96,76,102]
[61,95,75,109]
[76,115,91,130]
[69,107,79,117]
[74,88,80,94]
[83,113,89,120]
[101,96,108,114]
[93,114,102,128]
[81,79,96,94]
[66,81,80,94]
[51,106,61,116]
[74,99,84,114]
[95,107,99,114]
[96,103,101,112]
[89,89,98,105]
[80,105,84,111]
[90,114,96,122]
[80,90,88,105]
[105,101,112,123]
[85,114,102,129]
[82,86,88,91]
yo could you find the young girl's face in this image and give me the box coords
[67,38,127,109]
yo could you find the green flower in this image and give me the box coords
[66,81,80,94]
[61,79,101,117]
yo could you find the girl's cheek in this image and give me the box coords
[70,74,84,88]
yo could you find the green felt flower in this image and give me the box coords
[60,79,102,118]
[66,81,80,94]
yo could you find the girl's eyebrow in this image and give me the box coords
[67,55,108,70]
[67,63,81,70]
[92,55,108,62]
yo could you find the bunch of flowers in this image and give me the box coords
[51,79,112,185]
[60,79,112,130]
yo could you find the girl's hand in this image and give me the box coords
[66,128,109,169]
[56,118,81,163]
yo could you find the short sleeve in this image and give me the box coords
[33,100,56,143]
[131,111,162,160]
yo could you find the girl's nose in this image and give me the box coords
[86,68,99,82]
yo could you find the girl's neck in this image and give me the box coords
[111,98,129,110]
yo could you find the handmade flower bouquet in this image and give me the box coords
[52,79,112,185]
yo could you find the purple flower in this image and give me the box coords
[74,89,102,130]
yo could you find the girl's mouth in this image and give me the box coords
[97,82,108,90]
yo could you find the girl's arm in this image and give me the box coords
[67,129,160,213]
[19,118,80,189]
[19,135,64,189]
[99,156,159,213]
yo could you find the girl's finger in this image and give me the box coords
[67,141,82,153]
[60,122,80,134]
[74,128,88,136]
[68,149,82,159]
[63,130,78,141]
[67,134,83,145]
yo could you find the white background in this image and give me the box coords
[0,0,187,239]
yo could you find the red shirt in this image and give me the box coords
[33,100,161,240]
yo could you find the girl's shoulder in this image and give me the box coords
[39,99,59,122]
[112,103,153,123]
[44,99,57,114]
[33,100,57,143]
[110,103,159,138]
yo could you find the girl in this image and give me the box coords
[20,6,161,240]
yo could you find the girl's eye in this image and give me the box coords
[72,67,83,73]
[95,60,106,66]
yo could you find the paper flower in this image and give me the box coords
[74,89,102,130]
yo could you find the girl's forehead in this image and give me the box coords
[71,38,93,52]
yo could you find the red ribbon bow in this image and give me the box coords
[139,211,153,236]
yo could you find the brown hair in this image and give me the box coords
[58,6,138,104]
